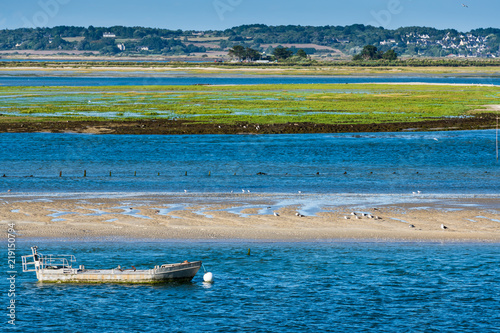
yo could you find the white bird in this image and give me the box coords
[298,191,302,194]
[462,4,468,8]
[344,216,350,220]
[274,212,279,217]
[409,224,415,228]
[351,212,356,216]
[242,189,245,193]
[355,215,361,219]
[184,189,187,193]
[441,224,448,230]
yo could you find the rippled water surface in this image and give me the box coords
[1,130,499,194]
[3,241,499,332]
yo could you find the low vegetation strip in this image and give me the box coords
[1,59,500,68]
[0,83,498,134]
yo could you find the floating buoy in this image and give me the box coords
[203,272,213,283]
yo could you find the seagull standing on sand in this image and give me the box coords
[441,224,448,230]
[274,212,279,217]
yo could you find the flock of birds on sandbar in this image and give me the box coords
[271,208,449,231]
[343,212,381,221]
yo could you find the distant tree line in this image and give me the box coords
[227,45,309,61]
[353,45,397,61]
[0,24,499,57]
[0,25,204,55]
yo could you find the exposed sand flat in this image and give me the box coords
[1,194,499,242]
[479,105,500,111]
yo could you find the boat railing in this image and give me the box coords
[22,253,76,272]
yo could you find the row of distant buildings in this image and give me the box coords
[377,32,498,57]
[104,33,149,52]
[101,32,500,57]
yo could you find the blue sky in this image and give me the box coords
[1,0,498,31]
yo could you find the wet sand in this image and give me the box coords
[2,194,499,242]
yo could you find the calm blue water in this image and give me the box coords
[0,131,498,195]
[1,75,499,86]
[2,241,499,332]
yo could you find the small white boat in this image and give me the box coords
[22,246,201,284]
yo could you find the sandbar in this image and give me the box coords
[1,193,499,242]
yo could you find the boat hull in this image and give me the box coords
[35,261,202,284]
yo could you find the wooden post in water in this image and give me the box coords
[134,171,137,176]
[185,171,187,176]
[59,171,62,177]
[84,170,86,177]
[109,171,112,177]
[208,171,211,176]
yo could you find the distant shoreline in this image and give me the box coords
[0,115,497,135]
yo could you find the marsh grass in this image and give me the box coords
[0,83,498,124]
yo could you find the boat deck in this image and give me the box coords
[22,247,202,284]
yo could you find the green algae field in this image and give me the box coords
[1,83,498,127]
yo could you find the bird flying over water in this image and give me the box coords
[462,3,468,7]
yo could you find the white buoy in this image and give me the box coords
[203,272,213,283]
